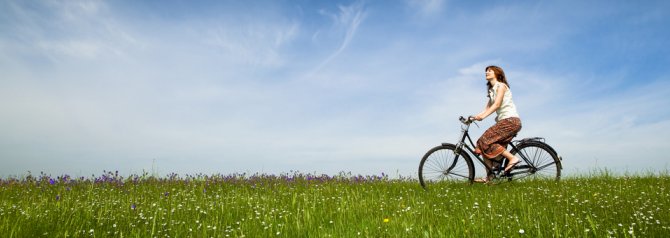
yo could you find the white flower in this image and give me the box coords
[519,229,525,234]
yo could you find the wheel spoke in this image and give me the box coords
[448,172,470,179]
[535,161,556,170]
[419,145,474,188]
[509,143,560,181]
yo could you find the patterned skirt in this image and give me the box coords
[476,117,522,159]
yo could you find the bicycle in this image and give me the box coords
[418,116,563,189]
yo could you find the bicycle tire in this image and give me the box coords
[509,141,561,181]
[418,143,475,189]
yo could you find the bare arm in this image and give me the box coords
[473,84,507,121]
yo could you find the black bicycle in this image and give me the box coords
[419,116,563,189]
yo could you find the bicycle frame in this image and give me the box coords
[451,118,529,175]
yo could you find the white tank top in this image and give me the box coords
[489,82,520,122]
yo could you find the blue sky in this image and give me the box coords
[1,0,669,177]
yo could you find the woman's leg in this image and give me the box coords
[500,150,520,172]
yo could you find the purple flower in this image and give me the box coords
[131,204,136,210]
[49,178,55,185]
[164,192,169,197]
[56,195,60,201]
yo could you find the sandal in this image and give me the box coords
[503,158,521,175]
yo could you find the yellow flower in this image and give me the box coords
[383,218,390,223]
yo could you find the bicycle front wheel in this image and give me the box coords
[418,143,474,189]
[510,141,561,181]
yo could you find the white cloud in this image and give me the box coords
[310,1,367,75]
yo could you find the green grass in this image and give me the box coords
[1,172,669,237]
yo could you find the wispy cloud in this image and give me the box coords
[310,1,366,75]
[204,20,300,68]
[1,1,137,62]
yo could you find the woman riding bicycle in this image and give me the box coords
[471,65,522,183]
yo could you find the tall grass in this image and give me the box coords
[0,171,668,237]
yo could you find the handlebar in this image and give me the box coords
[459,116,474,124]
[459,116,479,128]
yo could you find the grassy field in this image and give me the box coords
[1,171,668,237]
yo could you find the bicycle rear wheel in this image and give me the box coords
[509,141,561,181]
[419,143,474,189]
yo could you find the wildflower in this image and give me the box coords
[55,195,60,201]
[519,229,525,234]
[49,178,55,185]
[131,204,136,210]
[383,218,390,223]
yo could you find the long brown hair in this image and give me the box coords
[485,65,510,97]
